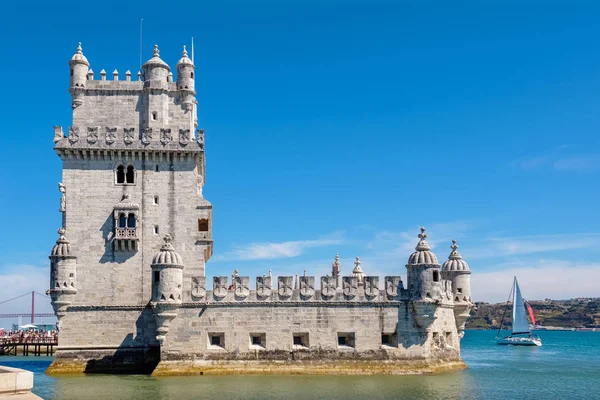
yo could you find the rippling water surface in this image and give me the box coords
[1,330,599,400]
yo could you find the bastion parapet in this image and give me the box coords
[46,43,473,376]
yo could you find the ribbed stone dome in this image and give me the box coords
[407,227,439,265]
[143,45,170,70]
[442,240,470,272]
[51,228,72,257]
[152,234,183,266]
[349,256,365,282]
[177,46,194,66]
[69,43,89,65]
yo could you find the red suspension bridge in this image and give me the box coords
[0,291,56,324]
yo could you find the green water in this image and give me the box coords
[2,330,599,400]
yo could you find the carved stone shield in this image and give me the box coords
[87,127,98,144]
[321,276,337,298]
[343,276,358,298]
[278,276,293,298]
[213,276,228,299]
[68,126,79,143]
[105,127,117,144]
[191,276,206,299]
[160,128,172,144]
[385,276,402,297]
[124,128,135,144]
[256,276,272,298]
[300,276,315,298]
[234,276,250,298]
[141,128,153,144]
[364,276,379,297]
[179,128,190,145]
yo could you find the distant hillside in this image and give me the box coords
[466,298,600,330]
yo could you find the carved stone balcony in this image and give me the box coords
[116,227,138,239]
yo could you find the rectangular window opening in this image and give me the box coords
[337,332,355,348]
[69,273,74,278]
[154,225,159,235]
[198,219,209,232]
[293,333,309,348]
[382,334,391,345]
[155,165,159,172]
[457,288,462,293]
[249,333,266,349]
[154,271,160,283]
[152,112,157,121]
[153,195,159,205]
[208,333,225,349]
[433,270,440,282]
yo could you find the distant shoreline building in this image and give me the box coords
[47,43,473,375]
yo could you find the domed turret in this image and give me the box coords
[405,227,441,300]
[49,228,77,324]
[151,234,184,303]
[142,45,170,83]
[69,43,90,108]
[441,240,473,338]
[176,45,195,111]
[441,240,472,303]
[151,234,184,344]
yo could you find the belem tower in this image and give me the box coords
[47,43,474,375]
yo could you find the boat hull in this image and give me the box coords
[496,335,542,346]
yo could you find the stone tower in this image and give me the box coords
[442,240,473,337]
[50,43,213,366]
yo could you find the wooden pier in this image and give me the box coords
[0,337,57,356]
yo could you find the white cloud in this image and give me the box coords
[553,155,600,172]
[513,149,600,172]
[471,259,600,303]
[216,231,345,261]
[467,233,600,259]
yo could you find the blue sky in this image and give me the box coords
[0,0,599,323]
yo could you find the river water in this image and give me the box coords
[1,330,599,400]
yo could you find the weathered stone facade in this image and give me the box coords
[47,44,473,375]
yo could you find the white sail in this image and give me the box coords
[512,278,530,334]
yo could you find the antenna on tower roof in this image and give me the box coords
[139,17,144,70]
[191,36,195,64]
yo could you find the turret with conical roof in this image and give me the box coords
[405,227,442,300]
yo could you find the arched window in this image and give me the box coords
[116,165,125,184]
[118,213,127,228]
[127,213,136,228]
[198,219,209,232]
[126,165,135,184]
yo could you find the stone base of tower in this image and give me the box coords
[151,358,467,376]
[46,347,160,375]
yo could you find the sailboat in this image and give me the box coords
[496,277,542,346]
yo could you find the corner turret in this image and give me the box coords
[442,240,473,337]
[176,45,195,111]
[151,235,184,344]
[406,227,442,301]
[49,228,77,326]
[68,43,90,108]
[142,45,170,84]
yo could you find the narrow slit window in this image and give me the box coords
[154,225,159,235]
[152,111,157,121]
[155,165,159,172]
[154,271,160,283]
[433,270,440,282]
[154,196,159,205]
